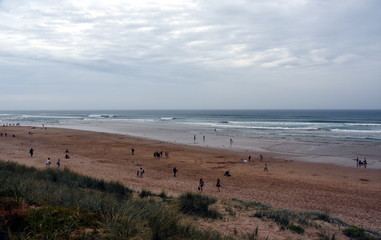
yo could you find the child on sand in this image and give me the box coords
[216,179,221,192]
[198,179,205,191]
[264,163,268,172]
[173,167,178,177]
[45,158,51,168]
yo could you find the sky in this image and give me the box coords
[0,0,380,110]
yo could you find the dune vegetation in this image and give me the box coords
[0,160,379,240]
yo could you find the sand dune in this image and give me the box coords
[1,126,380,232]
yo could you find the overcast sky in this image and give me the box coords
[0,0,380,110]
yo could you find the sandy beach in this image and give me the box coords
[1,126,381,233]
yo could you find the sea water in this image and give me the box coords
[1,110,381,168]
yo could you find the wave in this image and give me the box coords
[88,114,116,118]
[330,129,381,134]
[21,115,82,119]
[160,117,176,121]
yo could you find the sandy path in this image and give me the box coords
[1,126,380,231]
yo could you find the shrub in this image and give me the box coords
[26,206,82,239]
[253,209,290,227]
[178,192,222,219]
[288,224,304,234]
[343,226,375,240]
[139,189,154,198]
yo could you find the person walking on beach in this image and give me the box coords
[173,167,178,177]
[45,158,51,168]
[29,148,34,157]
[264,163,268,172]
[131,148,135,155]
[198,178,205,191]
[57,159,61,168]
[216,179,221,192]
[230,138,233,147]
[139,168,145,177]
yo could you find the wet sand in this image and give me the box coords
[1,126,381,232]
[55,120,381,169]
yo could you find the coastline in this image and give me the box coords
[1,125,381,232]
[52,120,381,169]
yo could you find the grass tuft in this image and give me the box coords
[178,192,222,219]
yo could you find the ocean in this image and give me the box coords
[1,110,381,168]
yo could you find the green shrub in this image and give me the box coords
[288,224,304,234]
[343,226,375,240]
[139,189,154,198]
[26,206,82,239]
[253,209,290,227]
[178,192,222,219]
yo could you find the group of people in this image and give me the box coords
[30,148,67,168]
[137,167,145,177]
[0,132,16,137]
[45,158,61,168]
[153,151,169,158]
[198,178,221,192]
[135,166,223,192]
[356,157,368,168]
[244,154,264,162]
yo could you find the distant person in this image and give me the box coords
[139,168,145,177]
[260,154,264,161]
[224,169,231,177]
[203,136,205,143]
[248,155,251,162]
[173,167,178,177]
[194,135,196,143]
[216,179,221,192]
[264,163,268,172]
[45,158,51,168]
[131,148,135,155]
[65,153,70,159]
[230,138,233,147]
[29,148,34,157]
[57,159,61,168]
[198,179,205,191]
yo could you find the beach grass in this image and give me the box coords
[178,192,223,219]
[0,160,229,240]
[1,160,380,240]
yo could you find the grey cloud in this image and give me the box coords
[0,0,380,110]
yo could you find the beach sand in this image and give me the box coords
[1,126,381,234]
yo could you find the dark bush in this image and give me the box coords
[343,226,375,240]
[178,192,221,219]
[288,224,304,234]
[139,189,153,198]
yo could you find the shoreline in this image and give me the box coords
[1,125,381,232]
[51,120,381,169]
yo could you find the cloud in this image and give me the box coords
[0,0,380,109]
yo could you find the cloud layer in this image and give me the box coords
[1,0,380,109]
